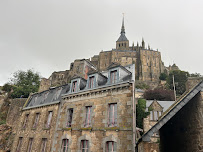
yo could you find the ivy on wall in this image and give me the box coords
[136,99,150,131]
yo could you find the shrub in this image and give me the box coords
[144,88,175,101]
[135,82,149,89]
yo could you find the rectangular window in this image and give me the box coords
[89,76,94,88]
[110,70,117,83]
[41,138,47,152]
[81,140,89,152]
[151,111,161,121]
[106,141,117,152]
[16,137,23,152]
[150,111,153,120]
[27,138,33,152]
[67,108,73,127]
[46,111,53,128]
[22,114,29,128]
[84,106,92,127]
[62,139,69,152]
[108,103,117,127]
[72,81,77,92]
[32,113,40,128]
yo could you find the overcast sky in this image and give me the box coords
[0,0,203,85]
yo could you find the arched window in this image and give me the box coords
[106,141,117,152]
[62,139,69,152]
[81,140,89,152]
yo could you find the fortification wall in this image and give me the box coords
[6,98,27,132]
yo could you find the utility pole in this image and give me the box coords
[173,75,176,101]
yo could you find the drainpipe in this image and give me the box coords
[51,100,63,152]
[131,80,136,152]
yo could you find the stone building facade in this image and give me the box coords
[52,64,136,152]
[12,64,137,152]
[39,18,166,92]
[11,85,69,152]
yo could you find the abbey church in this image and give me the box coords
[39,18,166,92]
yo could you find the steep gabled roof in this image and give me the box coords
[137,80,203,143]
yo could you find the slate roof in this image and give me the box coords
[23,64,135,110]
[137,80,203,143]
[24,84,70,110]
[146,100,175,112]
[117,33,128,42]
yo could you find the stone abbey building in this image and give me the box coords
[39,18,165,92]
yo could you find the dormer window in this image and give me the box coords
[110,70,117,84]
[72,81,77,92]
[89,76,95,88]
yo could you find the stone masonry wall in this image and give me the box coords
[138,50,163,82]
[53,84,134,152]
[186,77,203,91]
[11,104,59,152]
[38,78,51,92]
[6,98,27,132]
[138,142,159,152]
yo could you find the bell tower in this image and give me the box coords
[116,15,129,50]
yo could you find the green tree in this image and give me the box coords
[159,73,168,80]
[136,99,150,131]
[167,70,189,96]
[9,69,40,98]
[2,83,14,92]
[189,72,202,77]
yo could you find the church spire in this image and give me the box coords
[117,14,128,42]
[116,14,129,50]
[121,14,125,34]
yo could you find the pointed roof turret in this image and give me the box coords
[148,44,150,50]
[142,38,145,49]
[117,15,128,42]
[137,42,139,47]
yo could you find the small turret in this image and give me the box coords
[142,38,145,49]
[132,42,135,50]
[136,42,139,51]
